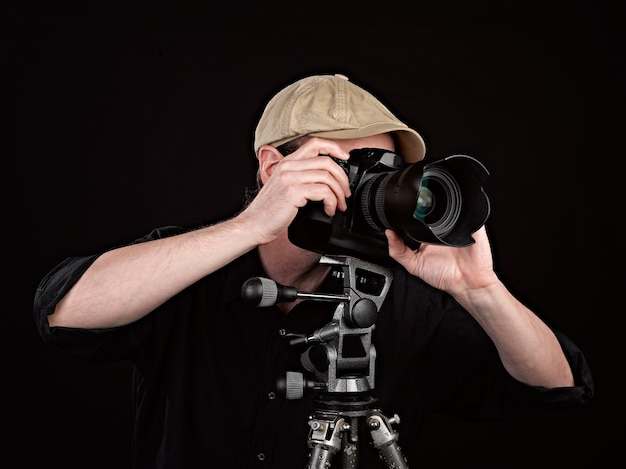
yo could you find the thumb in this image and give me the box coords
[385,230,413,261]
[385,230,423,277]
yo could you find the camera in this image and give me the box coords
[288,148,491,266]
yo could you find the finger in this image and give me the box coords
[385,230,408,258]
[283,181,342,217]
[299,137,351,161]
[306,184,343,216]
[278,159,351,200]
[269,165,346,215]
[285,153,350,185]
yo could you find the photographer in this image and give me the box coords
[33,74,593,468]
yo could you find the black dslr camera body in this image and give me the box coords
[288,148,491,266]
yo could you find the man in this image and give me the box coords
[34,73,593,468]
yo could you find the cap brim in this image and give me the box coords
[309,123,426,163]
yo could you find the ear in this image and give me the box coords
[257,145,284,185]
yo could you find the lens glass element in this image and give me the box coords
[414,185,434,220]
[413,169,462,239]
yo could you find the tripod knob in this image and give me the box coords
[278,371,305,400]
[345,298,378,328]
[241,277,297,307]
[276,371,325,400]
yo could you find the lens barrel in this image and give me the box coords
[359,154,490,247]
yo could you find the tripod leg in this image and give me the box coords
[367,411,409,469]
[305,414,352,469]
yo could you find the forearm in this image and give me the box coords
[454,280,575,388]
[49,216,260,329]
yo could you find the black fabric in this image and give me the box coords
[33,226,594,469]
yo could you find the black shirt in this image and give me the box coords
[33,226,594,469]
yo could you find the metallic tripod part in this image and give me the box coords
[277,371,326,400]
[319,256,393,310]
[367,411,409,469]
[256,277,278,307]
[308,322,341,344]
[270,255,410,467]
[306,445,335,469]
[306,416,349,469]
[297,291,350,302]
[300,349,317,373]
[320,256,392,394]
[284,371,305,400]
[332,376,372,393]
[322,328,378,393]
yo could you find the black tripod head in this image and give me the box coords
[241,255,393,399]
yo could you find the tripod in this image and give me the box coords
[303,391,408,468]
[242,256,409,468]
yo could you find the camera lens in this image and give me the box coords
[415,168,462,239]
[414,186,434,219]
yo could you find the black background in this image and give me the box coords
[4,0,624,467]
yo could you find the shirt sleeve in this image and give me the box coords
[420,294,595,419]
[32,226,187,361]
[381,267,594,421]
[483,328,595,414]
